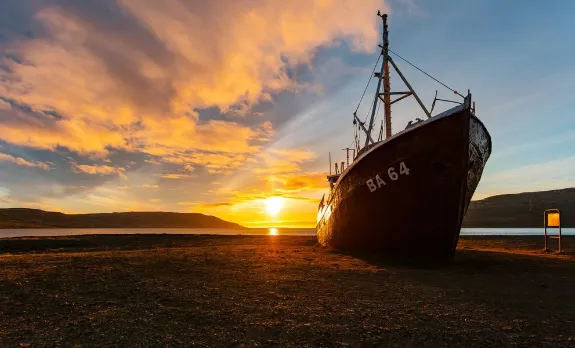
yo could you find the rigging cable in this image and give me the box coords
[354,54,382,114]
[374,99,381,139]
[348,54,382,151]
[388,48,465,99]
[350,96,375,149]
[346,49,463,159]
[360,82,380,141]
[374,97,381,125]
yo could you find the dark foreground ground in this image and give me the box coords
[0,234,574,348]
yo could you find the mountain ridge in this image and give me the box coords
[462,187,575,228]
[0,209,245,229]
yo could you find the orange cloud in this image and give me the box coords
[0,106,127,155]
[254,148,316,174]
[73,164,126,178]
[0,100,11,110]
[0,152,51,170]
[0,0,385,161]
[162,152,248,175]
[119,0,383,110]
[160,173,193,179]
[269,172,327,193]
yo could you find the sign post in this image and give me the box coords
[544,208,561,252]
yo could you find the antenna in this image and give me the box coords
[329,152,332,175]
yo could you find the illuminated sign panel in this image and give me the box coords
[547,212,560,227]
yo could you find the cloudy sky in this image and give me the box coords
[0,0,574,227]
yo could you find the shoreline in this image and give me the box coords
[1,227,574,241]
[1,234,573,252]
[1,235,574,347]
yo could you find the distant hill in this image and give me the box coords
[463,187,575,228]
[0,209,245,229]
[3,188,574,229]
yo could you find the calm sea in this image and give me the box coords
[0,227,573,239]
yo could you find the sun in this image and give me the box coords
[264,196,284,217]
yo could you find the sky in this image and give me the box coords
[0,0,574,228]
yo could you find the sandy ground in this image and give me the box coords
[0,234,574,348]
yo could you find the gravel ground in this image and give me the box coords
[0,234,574,347]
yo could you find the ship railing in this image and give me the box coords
[429,90,472,115]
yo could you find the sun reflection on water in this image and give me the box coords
[269,228,278,235]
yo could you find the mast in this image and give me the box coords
[359,11,433,150]
[382,14,392,139]
[364,12,386,149]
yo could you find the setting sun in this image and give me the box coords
[264,196,284,217]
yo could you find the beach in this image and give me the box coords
[1,234,574,347]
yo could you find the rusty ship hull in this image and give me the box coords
[316,101,491,261]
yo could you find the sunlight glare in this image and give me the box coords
[269,227,278,235]
[264,196,284,217]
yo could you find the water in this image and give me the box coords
[0,227,572,239]
[461,228,573,236]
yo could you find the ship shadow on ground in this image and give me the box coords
[325,247,490,270]
[326,243,574,271]
[325,242,575,320]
